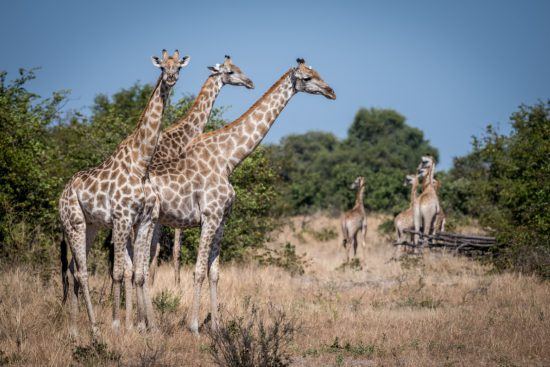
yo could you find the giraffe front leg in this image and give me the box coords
[112,220,132,332]
[148,224,161,286]
[139,218,157,330]
[123,246,134,331]
[189,217,219,335]
[208,216,227,331]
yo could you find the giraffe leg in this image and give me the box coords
[361,218,367,260]
[66,259,79,338]
[134,217,157,331]
[148,224,161,286]
[189,217,220,335]
[173,228,182,284]
[111,220,132,332]
[413,204,421,251]
[67,222,99,338]
[208,216,228,331]
[123,245,134,331]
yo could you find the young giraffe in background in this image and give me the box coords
[148,55,254,285]
[144,59,336,334]
[394,173,419,249]
[59,50,189,337]
[413,155,440,246]
[341,176,368,261]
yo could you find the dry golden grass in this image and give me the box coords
[0,214,549,366]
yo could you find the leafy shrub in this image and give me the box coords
[444,101,550,277]
[206,304,297,367]
[72,341,121,367]
[153,289,180,315]
[305,227,338,242]
[336,258,362,271]
[256,243,308,275]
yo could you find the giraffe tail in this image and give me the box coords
[60,233,69,304]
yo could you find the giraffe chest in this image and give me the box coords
[77,173,152,227]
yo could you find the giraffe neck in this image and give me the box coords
[127,76,171,176]
[354,185,365,210]
[166,74,223,144]
[422,164,436,192]
[410,181,418,206]
[206,70,295,172]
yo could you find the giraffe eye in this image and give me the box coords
[227,71,235,75]
[303,77,312,81]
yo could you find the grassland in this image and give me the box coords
[0,214,549,366]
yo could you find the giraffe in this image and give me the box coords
[394,173,419,249]
[413,155,440,246]
[148,55,254,285]
[340,176,367,262]
[59,50,190,337]
[144,58,335,334]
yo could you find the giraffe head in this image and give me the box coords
[404,174,419,187]
[208,55,254,89]
[151,49,190,87]
[419,155,436,170]
[292,58,336,100]
[350,176,365,190]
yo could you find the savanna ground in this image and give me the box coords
[0,215,549,366]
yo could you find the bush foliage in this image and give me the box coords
[0,68,548,277]
[0,69,279,267]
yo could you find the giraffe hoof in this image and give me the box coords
[69,326,79,340]
[91,326,101,340]
[111,320,121,332]
[188,322,199,336]
[137,321,147,333]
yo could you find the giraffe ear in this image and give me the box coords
[179,56,190,68]
[208,63,221,73]
[151,56,162,68]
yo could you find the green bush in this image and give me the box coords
[206,304,297,367]
[443,102,550,277]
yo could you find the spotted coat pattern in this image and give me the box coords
[145,60,336,334]
[59,50,188,337]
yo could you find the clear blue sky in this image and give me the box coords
[2,0,549,169]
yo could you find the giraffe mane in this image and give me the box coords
[197,69,293,140]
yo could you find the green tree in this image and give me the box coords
[0,69,67,263]
[444,101,550,277]
[268,108,439,214]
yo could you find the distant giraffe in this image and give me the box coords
[413,155,440,246]
[59,50,189,337]
[341,176,367,262]
[394,173,419,249]
[147,55,254,285]
[143,59,335,334]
